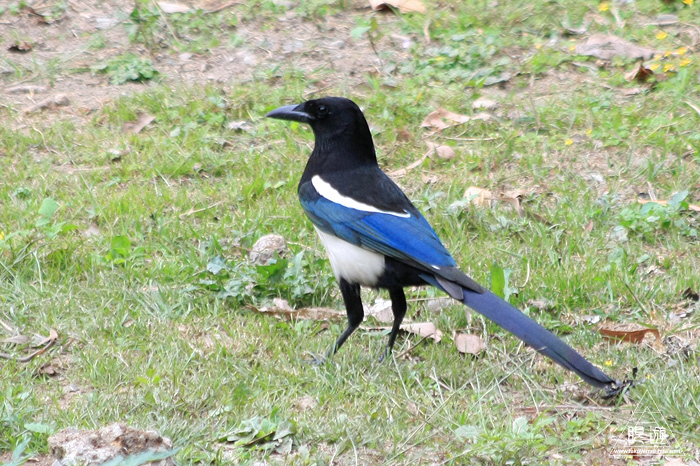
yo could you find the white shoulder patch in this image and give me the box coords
[311,175,410,218]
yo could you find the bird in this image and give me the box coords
[266,96,618,390]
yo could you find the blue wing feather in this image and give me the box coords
[300,194,457,269]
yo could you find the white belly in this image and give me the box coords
[314,227,385,286]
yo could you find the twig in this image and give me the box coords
[179,201,223,219]
[0,338,56,362]
[204,1,243,14]
[395,334,430,359]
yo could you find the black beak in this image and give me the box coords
[265,104,311,123]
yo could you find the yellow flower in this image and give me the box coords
[535,43,542,50]
[656,31,668,40]
[586,129,592,137]
[569,45,576,51]
[664,50,672,57]
[599,2,610,11]
[565,138,574,146]
[605,360,613,366]
[683,0,692,4]
[677,47,688,56]
[663,63,675,72]
[649,63,660,71]
[680,58,691,67]
[646,373,652,379]
[0,231,4,241]
[654,53,663,60]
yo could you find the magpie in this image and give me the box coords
[266,97,618,390]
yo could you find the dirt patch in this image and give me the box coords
[1,0,409,129]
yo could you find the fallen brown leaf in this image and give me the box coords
[599,326,660,344]
[122,113,156,134]
[624,61,654,82]
[472,97,499,110]
[453,332,485,355]
[368,0,426,14]
[575,34,656,60]
[157,2,190,13]
[583,220,594,233]
[420,108,490,130]
[425,141,456,160]
[1,334,31,345]
[464,186,493,207]
[364,298,394,323]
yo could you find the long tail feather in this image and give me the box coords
[461,288,616,388]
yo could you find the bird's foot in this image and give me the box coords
[376,347,391,363]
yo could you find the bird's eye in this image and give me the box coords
[317,105,329,117]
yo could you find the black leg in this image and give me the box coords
[379,287,407,362]
[328,278,364,356]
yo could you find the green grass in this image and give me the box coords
[2,0,700,464]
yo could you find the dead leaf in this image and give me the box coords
[425,141,456,160]
[157,2,191,13]
[227,120,251,132]
[453,332,485,355]
[472,97,499,110]
[38,363,57,376]
[583,220,594,233]
[368,0,426,14]
[2,334,31,345]
[575,34,656,60]
[425,297,453,313]
[461,186,551,225]
[34,328,59,347]
[599,326,660,344]
[364,298,394,323]
[637,198,700,212]
[420,108,490,130]
[8,41,32,53]
[624,61,654,82]
[402,322,442,342]
[397,129,412,141]
[122,113,155,134]
[464,186,493,207]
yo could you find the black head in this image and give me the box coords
[266,97,371,142]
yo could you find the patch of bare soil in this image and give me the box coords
[0,0,409,129]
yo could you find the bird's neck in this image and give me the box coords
[301,123,378,181]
